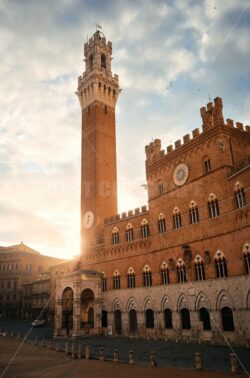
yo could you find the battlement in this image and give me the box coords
[84,31,112,55]
[145,97,250,163]
[104,205,148,225]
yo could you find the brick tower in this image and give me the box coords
[77,31,120,254]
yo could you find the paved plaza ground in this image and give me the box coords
[0,319,249,377]
[0,337,245,378]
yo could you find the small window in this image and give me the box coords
[158,213,166,233]
[101,54,106,68]
[126,223,134,242]
[141,219,150,238]
[234,182,246,209]
[113,270,120,290]
[101,273,107,292]
[160,262,169,285]
[104,105,107,114]
[208,194,220,218]
[189,201,199,224]
[112,227,120,245]
[158,182,164,195]
[173,207,182,229]
[204,159,211,173]
[89,54,93,70]
[194,255,205,281]
[143,265,152,287]
[214,250,228,278]
[127,268,136,288]
[243,243,250,274]
[177,259,187,283]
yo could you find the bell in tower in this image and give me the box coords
[77,31,120,255]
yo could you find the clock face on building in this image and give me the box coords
[173,163,189,186]
[83,211,94,229]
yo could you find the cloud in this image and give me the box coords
[0,0,249,258]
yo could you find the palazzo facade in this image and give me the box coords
[55,31,250,344]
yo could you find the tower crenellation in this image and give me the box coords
[77,31,119,110]
[145,97,249,165]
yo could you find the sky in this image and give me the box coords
[0,0,250,259]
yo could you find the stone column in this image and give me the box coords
[155,311,164,339]
[94,298,102,334]
[121,311,129,336]
[54,299,62,336]
[72,298,80,337]
[190,310,200,341]
[107,311,114,335]
[137,311,145,338]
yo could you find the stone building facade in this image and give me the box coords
[55,31,250,344]
[0,243,62,318]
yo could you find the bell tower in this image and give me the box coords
[77,31,120,254]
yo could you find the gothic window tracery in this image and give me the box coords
[141,219,150,238]
[208,193,220,218]
[243,243,250,274]
[194,255,205,281]
[127,267,136,288]
[158,213,166,233]
[177,258,187,283]
[173,207,182,229]
[189,201,199,224]
[113,269,120,290]
[112,227,120,245]
[234,182,246,208]
[214,250,228,278]
[143,265,152,287]
[126,223,134,242]
[160,262,169,285]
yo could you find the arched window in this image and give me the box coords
[189,201,199,224]
[160,262,169,285]
[112,227,120,245]
[101,310,108,328]
[127,267,136,288]
[173,207,182,229]
[204,158,211,173]
[145,309,154,328]
[221,307,234,331]
[101,53,106,68]
[101,272,107,292]
[89,54,93,70]
[113,270,120,290]
[199,307,211,330]
[158,181,164,195]
[243,243,250,274]
[181,308,191,329]
[177,259,187,283]
[164,308,173,329]
[214,250,228,278]
[141,219,150,238]
[158,213,166,233]
[143,265,152,287]
[126,223,134,242]
[194,255,205,281]
[234,182,246,208]
[208,193,220,218]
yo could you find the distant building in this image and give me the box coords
[0,243,63,318]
